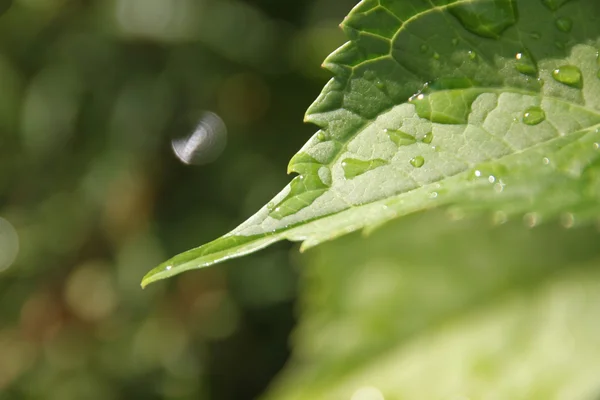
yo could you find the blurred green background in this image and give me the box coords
[0,0,355,399]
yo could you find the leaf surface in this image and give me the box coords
[143,0,600,286]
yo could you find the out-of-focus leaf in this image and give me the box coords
[144,0,600,286]
[263,212,600,400]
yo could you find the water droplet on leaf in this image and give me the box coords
[385,129,416,146]
[433,52,440,60]
[422,132,434,144]
[522,106,546,125]
[420,44,429,53]
[449,0,519,38]
[410,156,425,168]
[555,17,572,32]
[552,65,583,88]
[515,50,538,76]
[341,158,388,179]
[317,132,327,142]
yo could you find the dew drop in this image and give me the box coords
[385,129,416,146]
[468,51,477,60]
[530,31,541,40]
[552,65,583,88]
[515,50,538,76]
[488,175,496,184]
[267,202,275,210]
[341,158,388,179]
[433,52,440,60]
[429,191,438,199]
[542,157,550,165]
[452,38,459,46]
[422,132,434,144]
[555,17,572,32]
[541,0,571,11]
[594,142,599,150]
[375,80,385,90]
[522,106,545,125]
[420,44,429,53]
[165,265,172,271]
[172,111,227,165]
[449,1,518,39]
[316,132,327,142]
[410,156,425,168]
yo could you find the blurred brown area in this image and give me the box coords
[0,0,355,398]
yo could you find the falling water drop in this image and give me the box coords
[172,111,227,165]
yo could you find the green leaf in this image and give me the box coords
[263,213,600,399]
[142,0,600,286]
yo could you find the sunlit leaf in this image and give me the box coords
[143,0,600,286]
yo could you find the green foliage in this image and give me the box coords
[143,0,600,286]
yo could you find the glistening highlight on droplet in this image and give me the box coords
[172,111,227,165]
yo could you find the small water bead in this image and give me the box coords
[452,38,459,46]
[363,70,377,81]
[165,265,172,271]
[420,44,429,53]
[267,202,275,210]
[468,51,477,60]
[488,175,496,184]
[552,65,583,88]
[433,52,440,60]
[422,132,434,144]
[594,142,599,150]
[522,106,546,125]
[316,132,327,142]
[542,157,551,165]
[410,156,425,168]
[515,51,537,76]
[555,17,572,32]
[530,32,541,40]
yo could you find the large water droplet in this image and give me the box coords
[552,65,583,88]
[385,129,416,146]
[449,0,519,39]
[410,156,425,168]
[555,17,572,32]
[522,106,545,125]
[172,111,227,165]
[515,50,537,76]
[341,158,388,179]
